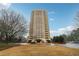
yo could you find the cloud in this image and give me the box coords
[0,3,11,9]
[23,33,29,39]
[50,30,54,37]
[23,17,30,39]
[49,18,54,21]
[50,25,77,36]
[48,11,55,15]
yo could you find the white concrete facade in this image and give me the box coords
[29,10,50,42]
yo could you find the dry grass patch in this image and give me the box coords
[0,44,79,56]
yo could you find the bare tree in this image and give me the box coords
[74,11,79,28]
[72,11,79,41]
[64,11,79,42]
[61,11,79,42]
[0,9,27,43]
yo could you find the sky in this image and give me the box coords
[0,3,79,37]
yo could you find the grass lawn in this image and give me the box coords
[0,43,79,56]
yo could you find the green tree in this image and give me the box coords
[52,35,65,43]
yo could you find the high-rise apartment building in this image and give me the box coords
[29,10,50,42]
